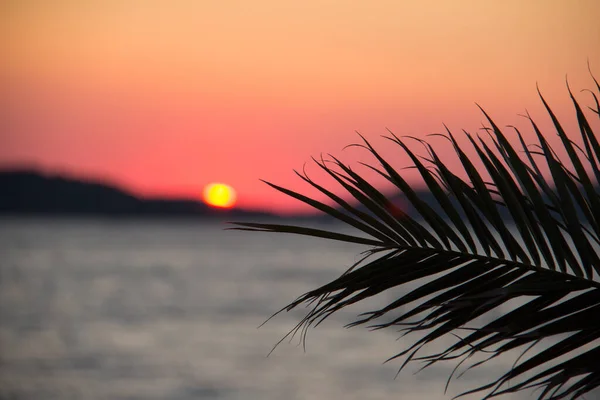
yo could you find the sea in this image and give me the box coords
[0,218,594,400]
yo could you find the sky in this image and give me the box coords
[2,1,600,213]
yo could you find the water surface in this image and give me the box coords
[0,218,572,399]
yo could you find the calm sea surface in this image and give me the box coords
[0,218,584,399]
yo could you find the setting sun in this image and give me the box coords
[203,183,237,209]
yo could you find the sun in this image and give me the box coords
[203,183,237,209]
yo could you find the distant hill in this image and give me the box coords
[0,169,272,219]
[0,169,446,221]
[4,169,578,222]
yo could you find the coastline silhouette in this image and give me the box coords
[0,169,271,219]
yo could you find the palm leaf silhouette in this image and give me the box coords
[232,71,600,399]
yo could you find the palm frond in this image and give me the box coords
[231,72,600,399]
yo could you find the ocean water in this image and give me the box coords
[0,218,588,400]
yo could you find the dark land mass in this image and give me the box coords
[0,170,273,219]
[0,169,495,222]
[0,169,432,221]
[3,169,584,222]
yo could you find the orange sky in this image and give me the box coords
[2,1,600,213]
